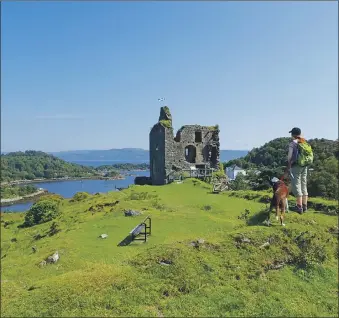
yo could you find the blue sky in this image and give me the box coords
[2,1,338,152]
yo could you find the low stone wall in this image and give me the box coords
[134,176,152,186]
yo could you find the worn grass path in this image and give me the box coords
[1,180,338,317]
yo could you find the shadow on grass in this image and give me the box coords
[246,208,271,226]
[117,235,134,247]
[117,235,148,247]
[313,210,338,216]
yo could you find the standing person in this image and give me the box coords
[286,127,314,214]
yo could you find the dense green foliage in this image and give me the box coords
[224,138,338,199]
[307,156,338,200]
[71,192,90,202]
[1,180,337,317]
[1,151,97,182]
[1,184,38,199]
[38,194,64,203]
[23,200,60,227]
[229,173,250,191]
[211,162,226,181]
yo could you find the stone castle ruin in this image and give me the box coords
[149,106,220,185]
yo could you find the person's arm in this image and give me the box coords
[287,144,294,169]
[284,143,294,178]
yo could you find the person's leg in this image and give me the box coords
[290,166,303,214]
[301,166,308,211]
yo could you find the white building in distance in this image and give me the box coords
[225,165,247,181]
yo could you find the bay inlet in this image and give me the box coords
[1,160,149,212]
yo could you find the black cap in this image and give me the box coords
[289,127,301,136]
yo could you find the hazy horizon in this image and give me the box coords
[2,148,250,154]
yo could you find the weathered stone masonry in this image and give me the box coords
[149,106,220,185]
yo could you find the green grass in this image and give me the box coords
[1,180,338,317]
[227,190,338,215]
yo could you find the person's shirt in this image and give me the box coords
[287,139,298,165]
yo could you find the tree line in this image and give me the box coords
[1,151,150,183]
[1,151,97,182]
[1,184,38,199]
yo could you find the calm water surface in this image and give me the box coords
[2,170,149,213]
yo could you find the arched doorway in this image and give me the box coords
[185,145,196,163]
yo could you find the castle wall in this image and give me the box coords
[149,123,166,185]
[149,107,220,185]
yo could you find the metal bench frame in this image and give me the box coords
[118,216,152,246]
[130,216,152,243]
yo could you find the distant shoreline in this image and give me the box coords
[1,189,49,207]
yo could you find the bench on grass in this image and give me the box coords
[117,216,152,246]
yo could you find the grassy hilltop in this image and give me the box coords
[1,180,338,317]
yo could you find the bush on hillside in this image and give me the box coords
[23,200,60,227]
[71,192,90,202]
[38,194,64,203]
[229,174,250,191]
[211,162,227,182]
[308,156,338,200]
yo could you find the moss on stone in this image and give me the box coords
[208,125,219,131]
[163,106,171,117]
[159,120,172,128]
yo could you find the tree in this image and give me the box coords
[230,174,250,191]
[23,200,60,227]
[308,156,338,200]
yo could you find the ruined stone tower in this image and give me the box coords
[149,106,220,185]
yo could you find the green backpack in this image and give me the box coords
[297,141,314,167]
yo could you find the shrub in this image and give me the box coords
[38,194,63,204]
[211,162,226,182]
[23,200,60,227]
[128,191,157,201]
[71,192,90,202]
[48,222,61,236]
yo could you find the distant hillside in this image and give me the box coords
[225,138,338,169]
[50,149,248,163]
[1,151,97,182]
[50,149,150,163]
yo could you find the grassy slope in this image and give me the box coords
[1,180,338,317]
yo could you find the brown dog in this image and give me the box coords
[266,178,289,226]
